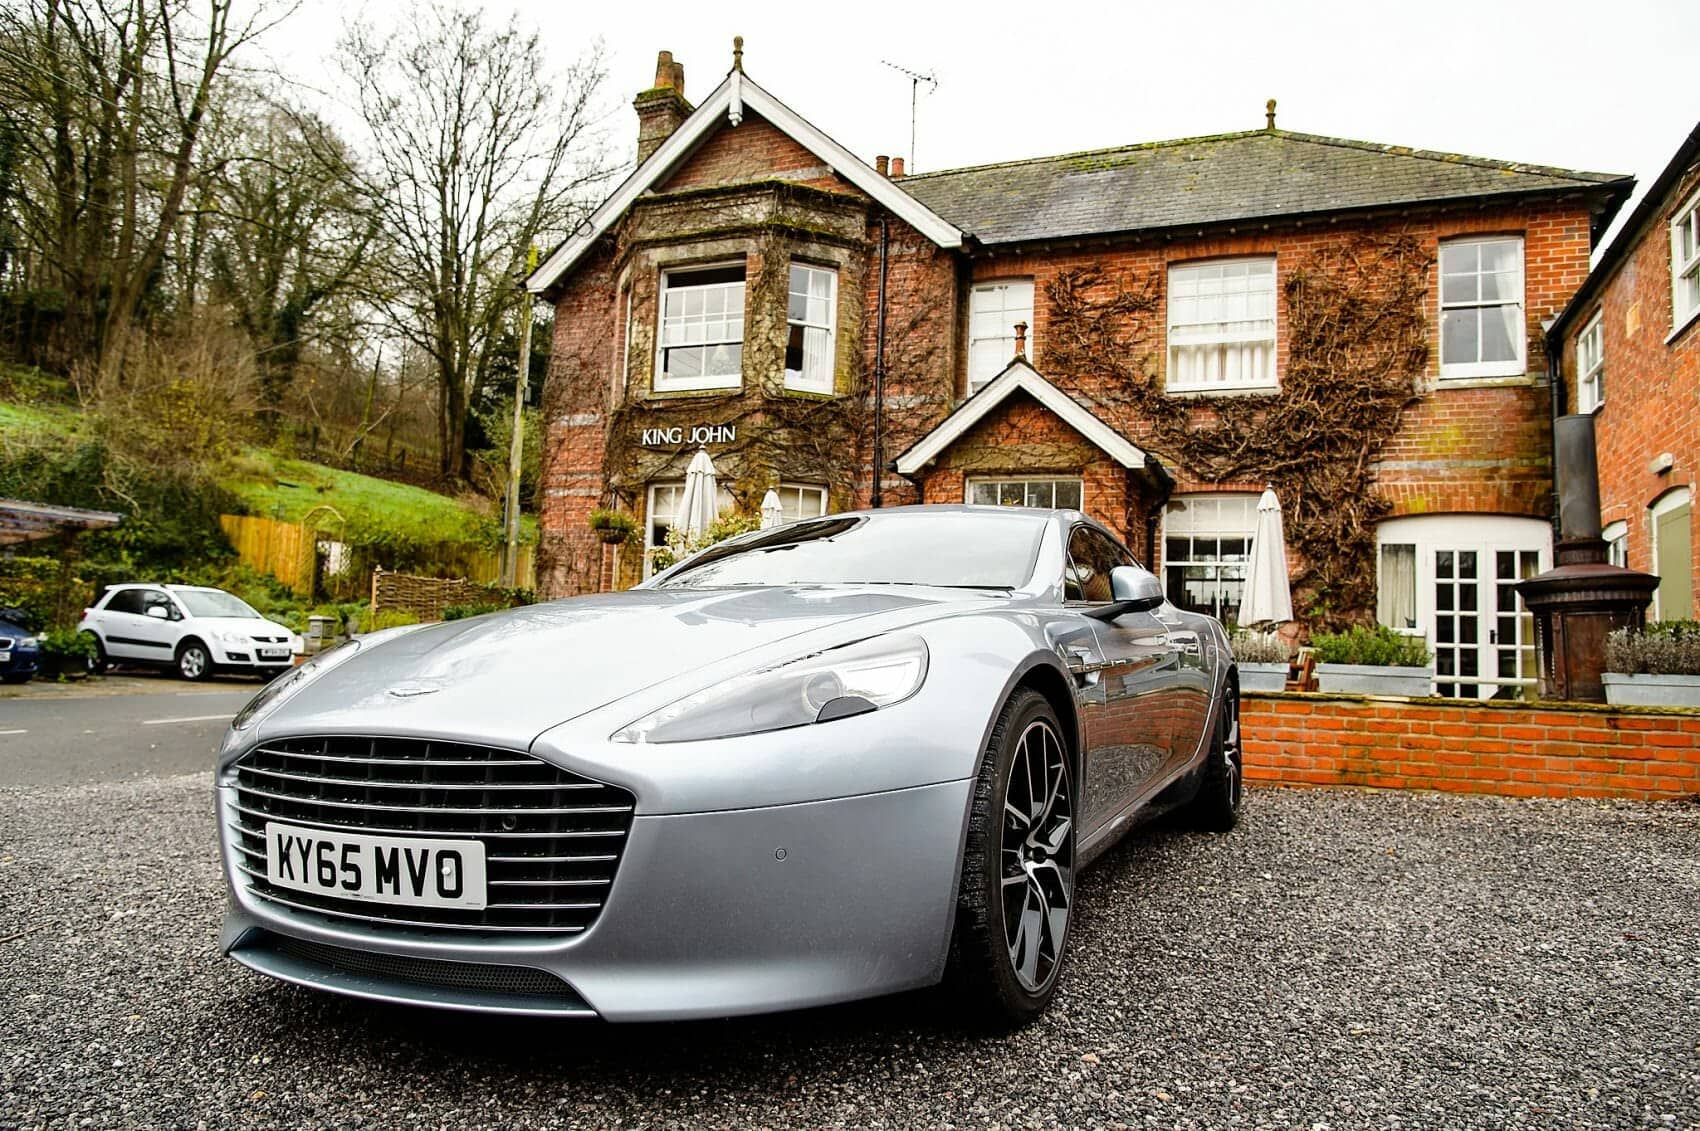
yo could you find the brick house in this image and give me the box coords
[529,48,1631,698]
[1549,121,1700,622]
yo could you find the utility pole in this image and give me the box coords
[503,248,538,588]
[879,60,937,170]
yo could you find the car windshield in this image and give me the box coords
[654,511,1047,590]
[176,590,261,619]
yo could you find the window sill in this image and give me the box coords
[646,383,743,400]
[1666,305,1700,345]
[782,383,838,399]
[1163,384,1280,399]
[1430,373,1535,390]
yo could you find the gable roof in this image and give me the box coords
[899,129,1634,248]
[528,71,964,296]
[894,360,1145,475]
[1549,118,1700,340]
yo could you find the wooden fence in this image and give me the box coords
[219,513,536,598]
[371,569,512,622]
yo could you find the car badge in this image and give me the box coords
[387,681,442,699]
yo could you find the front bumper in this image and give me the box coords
[219,778,972,1020]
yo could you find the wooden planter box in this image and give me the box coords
[1315,662,1431,697]
[1238,662,1289,692]
[1601,672,1700,707]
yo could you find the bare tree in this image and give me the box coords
[340,3,612,480]
[0,0,283,374]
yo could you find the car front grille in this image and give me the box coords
[227,735,634,935]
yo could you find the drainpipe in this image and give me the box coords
[872,217,889,508]
[1543,317,1562,536]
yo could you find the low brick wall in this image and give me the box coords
[1242,692,1700,801]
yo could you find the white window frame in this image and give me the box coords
[1161,493,1261,622]
[1602,520,1628,569]
[1439,237,1526,380]
[655,262,746,392]
[775,482,829,522]
[784,263,837,394]
[966,476,1083,510]
[1165,258,1279,394]
[1672,187,1700,336]
[644,480,735,578]
[1576,310,1604,413]
[967,279,1035,392]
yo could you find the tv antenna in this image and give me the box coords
[880,59,937,171]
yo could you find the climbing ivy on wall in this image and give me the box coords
[1043,233,1433,631]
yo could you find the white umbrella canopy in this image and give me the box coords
[760,488,784,529]
[676,448,721,540]
[1239,487,1293,628]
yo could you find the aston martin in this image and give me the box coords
[216,505,1242,1024]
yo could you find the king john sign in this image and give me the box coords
[640,423,738,446]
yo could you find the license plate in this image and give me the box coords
[258,647,289,660]
[264,822,487,909]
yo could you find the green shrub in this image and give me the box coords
[1230,629,1290,665]
[1310,624,1432,667]
[368,609,422,631]
[40,627,96,660]
[442,602,509,621]
[1605,621,1700,676]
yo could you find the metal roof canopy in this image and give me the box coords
[0,498,123,545]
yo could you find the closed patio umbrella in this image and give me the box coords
[1239,486,1293,628]
[760,488,784,529]
[676,448,721,541]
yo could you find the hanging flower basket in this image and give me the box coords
[588,508,638,546]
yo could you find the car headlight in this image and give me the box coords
[612,634,928,745]
[218,630,249,646]
[230,639,361,731]
[17,636,36,648]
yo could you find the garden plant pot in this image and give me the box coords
[1237,662,1288,692]
[1600,672,1700,707]
[1315,662,1431,697]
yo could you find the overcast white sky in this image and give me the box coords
[261,0,1700,249]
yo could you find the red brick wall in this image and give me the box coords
[1562,166,1700,602]
[1243,692,1700,801]
[661,112,854,195]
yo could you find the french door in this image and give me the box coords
[1378,516,1550,700]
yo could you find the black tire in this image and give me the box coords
[947,688,1076,1026]
[1185,685,1243,832]
[1,672,30,684]
[83,633,108,675]
[175,638,213,682]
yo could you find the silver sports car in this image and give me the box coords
[217,506,1242,1024]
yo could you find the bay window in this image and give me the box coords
[785,264,837,393]
[656,263,745,391]
[967,280,1035,391]
[1166,259,1277,392]
[1440,237,1524,379]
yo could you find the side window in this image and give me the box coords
[1066,527,1134,603]
[105,589,143,615]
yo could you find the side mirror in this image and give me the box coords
[1085,565,1165,621]
[145,606,169,620]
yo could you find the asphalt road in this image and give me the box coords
[2,762,1697,1128]
[0,678,253,787]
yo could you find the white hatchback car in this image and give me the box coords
[79,584,298,681]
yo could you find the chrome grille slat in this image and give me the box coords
[229,735,634,935]
[240,764,602,793]
[235,781,631,817]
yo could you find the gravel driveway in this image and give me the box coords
[2,775,1696,1129]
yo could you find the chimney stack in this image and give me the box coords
[634,50,692,165]
[890,156,905,178]
[875,155,889,176]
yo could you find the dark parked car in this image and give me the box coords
[0,612,41,684]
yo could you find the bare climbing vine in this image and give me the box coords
[1043,233,1433,630]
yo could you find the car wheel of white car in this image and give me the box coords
[83,632,107,675]
[949,687,1075,1025]
[176,639,212,682]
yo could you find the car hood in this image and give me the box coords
[261,586,977,749]
[198,617,293,638]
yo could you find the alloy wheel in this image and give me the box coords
[179,645,207,680]
[1000,718,1073,994]
[1223,695,1243,810]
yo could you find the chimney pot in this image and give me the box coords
[635,50,692,164]
[875,154,889,176]
[1265,98,1277,130]
[1013,321,1028,359]
[890,156,905,178]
